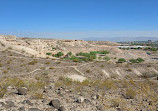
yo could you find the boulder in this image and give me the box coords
[0,102,5,107]
[22,99,33,106]
[17,87,28,95]
[49,99,61,109]
[59,106,66,111]
[76,97,84,103]
[18,106,25,111]
[5,101,15,108]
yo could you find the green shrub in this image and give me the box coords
[53,52,64,58]
[129,59,137,63]
[46,52,52,55]
[67,52,72,56]
[103,56,110,61]
[118,58,126,63]
[136,58,144,63]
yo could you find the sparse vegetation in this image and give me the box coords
[53,52,64,58]
[117,58,126,63]
[46,52,52,55]
[129,58,145,63]
[31,92,43,99]
[28,60,38,65]
[125,88,136,99]
[86,70,90,73]
[103,56,110,61]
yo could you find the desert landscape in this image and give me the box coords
[0,35,157,111]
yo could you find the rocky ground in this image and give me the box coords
[0,36,158,111]
[0,50,157,111]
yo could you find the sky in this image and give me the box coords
[0,0,158,39]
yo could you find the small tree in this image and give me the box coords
[67,52,72,56]
[136,58,144,63]
[54,52,64,58]
[129,59,137,63]
[118,58,126,63]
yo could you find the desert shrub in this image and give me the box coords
[90,51,109,54]
[118,58,126,63]
[100,65,104,67]
[136,58,144,63]
[56,61,61,64]
[125,88,136,99]
[86,70,90,73]
[2,70,8,74]
[42,71,49,76]
[46,52,52,55]
[25,80,48,91]
[126,68,132,72]
[45,62,50,64]
[7,61,10,64]
[28,60,38,65]
[103,56,110,61]
[0,88,7,98]
[40,67,46,70]
[129,58,144,63]
[99,80,116,90]
[111,99,119,107]
[98,57,102,60]
[31,92,43,99]
[73,58,81,62]
[67,51,72,56]
[129,59,137,63]
[53,52,64,58]
[49,67,54,69]
[0,64,2,67]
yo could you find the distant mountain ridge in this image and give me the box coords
[83,37,158,42]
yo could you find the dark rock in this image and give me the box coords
[28,108,41,111]
[59,106,66,111]
[45,107,55,111]
[18,106,25,111]
[96,105,104,111]
[92,94,100,99]
[49,99,61,109]
[0,102,5,107]
[5,101,15,107]
[116,108,123,111]
[84,99,91,104]
[17,87,27,95]
[76,97,84,103]
[22,99,33,106]
[148,101,152,105]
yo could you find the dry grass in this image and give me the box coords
[125,88,136,99]
[28,60,38,65]
[30,92,43,99]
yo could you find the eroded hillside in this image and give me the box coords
[0,35,157,111]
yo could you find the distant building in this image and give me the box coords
[147,40,152,43]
